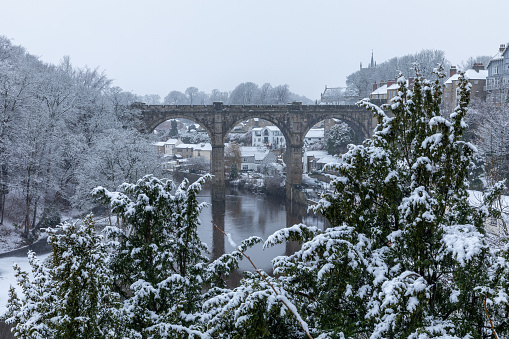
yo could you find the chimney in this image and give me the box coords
[373,82,378,91]
[380,80,386,87]
[500,44,506,53]
[472,63,485,73]
[408,77,415,88]
[387,79,396,87]
[449,66,457,77]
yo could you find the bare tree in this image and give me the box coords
[258,83,273,104]
[210,89,228,103]
[185,87,199,105]
[164,90,187,105]
[273,84,290,104]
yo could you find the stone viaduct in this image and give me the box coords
[135,102,379,202]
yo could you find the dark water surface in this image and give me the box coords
[196,185,329,273]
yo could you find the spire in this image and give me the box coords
[370,49,375,68]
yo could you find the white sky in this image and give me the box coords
[1,0,508,101]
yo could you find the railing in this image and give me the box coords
[484,84,509,91]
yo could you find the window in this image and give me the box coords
[474,80,478,84]
[242,165,248,170]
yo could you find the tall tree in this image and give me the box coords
[185,86,199,105]
[168,119,179,138]
[93,175,256,337]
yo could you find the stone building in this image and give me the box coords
[485,43,509,105]
[442,64,487,114]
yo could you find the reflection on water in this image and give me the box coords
[197,185,329,274]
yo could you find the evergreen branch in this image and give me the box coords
[212,222,314,339]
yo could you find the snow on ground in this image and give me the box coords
[0,222,26,254]
[468,190,509,210]
[0,253,51,317]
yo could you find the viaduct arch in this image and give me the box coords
[135,102,379,202]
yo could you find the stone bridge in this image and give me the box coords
[135,102,378,201]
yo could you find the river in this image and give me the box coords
[196,184,329,275]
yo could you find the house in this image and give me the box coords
[485,43,509,105]
[369,81,388,100]
[153,138,182,157]
[164,138,181,156]
[153,141,166,155]
[370,78,415,102]
[251,126,285,149]
[304,128,325,146]
[320,86,344,104]
[443,65,487,113]
[303,150,329,173]
[192,143,212,161]
[303,150,341,173]
[240,146,278,172]
[175,143,195,159]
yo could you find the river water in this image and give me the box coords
[196,185,329,274]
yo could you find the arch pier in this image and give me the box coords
[136,102,377,202]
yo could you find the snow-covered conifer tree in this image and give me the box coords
[255,67,509,338]
[6,215,122,338]
[93,174,251,338]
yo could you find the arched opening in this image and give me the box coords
[300,118,364,201]
[152,117,213,175]
[224,118,289,198]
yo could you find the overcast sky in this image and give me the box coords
[1,0,508,101]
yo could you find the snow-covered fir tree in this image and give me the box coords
[6,215,122,338]
[206,67,509,338]
[93,174,255,338]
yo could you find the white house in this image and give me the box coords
[304,128,325,145]
[192,143,212,161]
[164,138,181,156]
[240,146,278,172]
[252,126,285,149]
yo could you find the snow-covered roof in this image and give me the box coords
[252,127,262,131]
[264,126,281,132]
[444,69,488,84]
[371,84,388,95]
[305,128,324,139]
[240,146,270,161]
[317,155,341,164]
[387,84,399,90]
[193,143,212,151]
[153,141,166,146]
[305,150,329,158]
[176,143,196,149]
[165,138,180,145]
[487,43,508,68]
